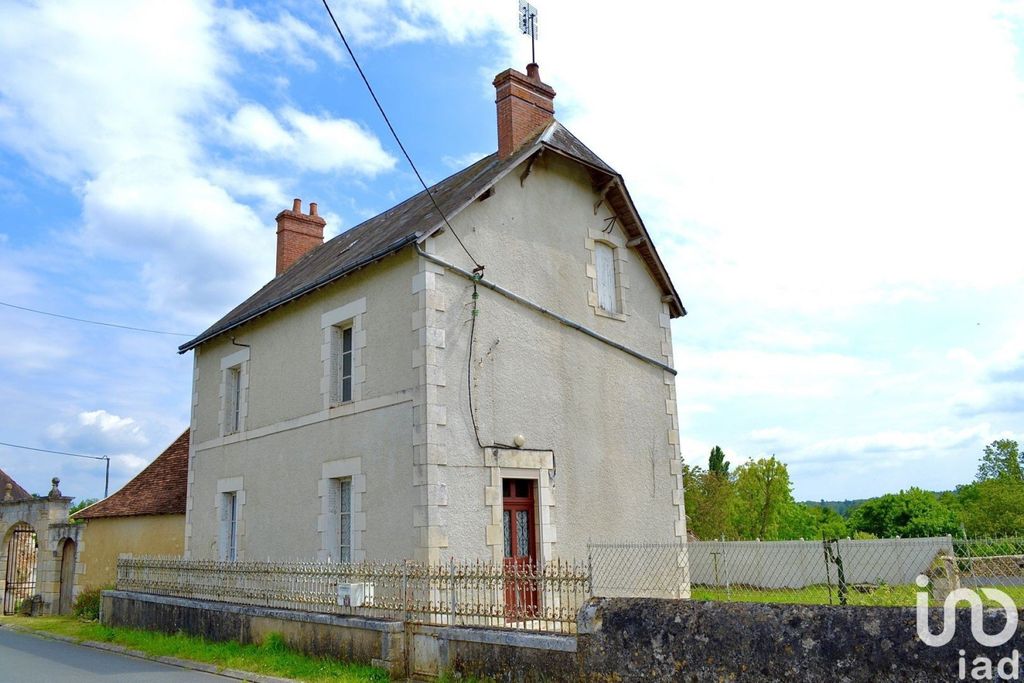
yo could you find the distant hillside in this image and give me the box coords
[801,499,868,516]
[803,490,955,517]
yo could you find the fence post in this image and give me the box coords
[401,560,409,624]
[822,533,833,605]
[449,556,456,626]
[586,543,594,598]
[720,536,731,600]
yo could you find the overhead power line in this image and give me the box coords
[319,0,484,272]
[0,441,110,461]
[0,440,112,497]
[0,300,194,337]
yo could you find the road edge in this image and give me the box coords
[0,623,297,683]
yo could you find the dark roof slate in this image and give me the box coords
[0,467,32,502]
[72,430,189,519]
[180,121,682,351]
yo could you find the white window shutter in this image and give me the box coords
[596,242,617,312]
[331,326,342,404]
[327,479,339,515]
[218,495,230,560]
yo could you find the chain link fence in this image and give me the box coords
[589,536,1024,607]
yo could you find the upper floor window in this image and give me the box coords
[225,366,242,433]
[331,324,353,405]
[219,347,249,436]
[595,242,618,314]
[321,298,366,410]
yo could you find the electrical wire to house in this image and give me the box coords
[319,0,483,274]
[0,300,194,337]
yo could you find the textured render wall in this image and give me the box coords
[186,251,420,561]
[190,251,418,444]
[428,155,685,562]
[77,515,184,589]
[187,401,418,561]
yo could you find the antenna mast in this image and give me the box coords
[518,1,538,64]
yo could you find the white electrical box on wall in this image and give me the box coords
[337,582,373,607]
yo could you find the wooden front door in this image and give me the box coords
[58,540,76,615]
[502,478,538,619]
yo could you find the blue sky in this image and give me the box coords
[1,0,1022,504]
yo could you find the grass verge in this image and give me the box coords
[690,582,1024,607]
[0,615,387,682]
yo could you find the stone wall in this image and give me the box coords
[576,598,1024,683]
[103,591,1024,681]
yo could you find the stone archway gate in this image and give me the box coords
[0,478,82,615]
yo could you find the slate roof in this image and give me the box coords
[180,121,684,353]
[0,467,32,502]
[72,430,189,519]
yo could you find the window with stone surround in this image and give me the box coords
[321,298,366,409]
[330,324,354,405]
[595,241,618,313]
[219,347,249,437]
[220,491,238,561]
[329,477,353,562]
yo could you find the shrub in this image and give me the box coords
[72,586,107,620]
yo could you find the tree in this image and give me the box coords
[848,488,959,538]
[958,478,1024,536]
[69,498,98,515]
[709,446,730,476]
[732,456,793,540]
[682,463,736,540]
[977,439,1022,483]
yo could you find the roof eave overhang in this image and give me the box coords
[416,129,686,318]
[178,233,419,353]
[527,141,686,318]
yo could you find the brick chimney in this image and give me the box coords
[276,198,326,275]
[493,63,556,159]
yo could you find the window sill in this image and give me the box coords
[594,308,628,322]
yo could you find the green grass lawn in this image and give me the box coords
[0,615,387,682]
[691,582,1024,607]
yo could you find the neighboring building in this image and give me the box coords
[179,64,688,569]
[1,472,78,615]
[72,430,188,589]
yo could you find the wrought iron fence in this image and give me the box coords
[589,536,1024,607]
[116,556,590,634]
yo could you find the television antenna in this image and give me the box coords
[519,1,538,64]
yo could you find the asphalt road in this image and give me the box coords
[0,628,234,682]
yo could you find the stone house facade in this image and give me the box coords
[179,64,687,568]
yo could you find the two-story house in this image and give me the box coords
[179,63,687,569]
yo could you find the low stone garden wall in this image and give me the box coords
[103,590,1024,681]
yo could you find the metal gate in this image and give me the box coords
[4,527,38,615]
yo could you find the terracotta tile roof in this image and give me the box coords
[179,121,684,353]
[72,430,188,519]
[0,467,32,501]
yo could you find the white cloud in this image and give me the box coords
[491,1,1024,314]
[46,409,149,454]
[221,8,342,67]
[675,346,878,400]
[0,0,398,329]
[222,105,396,175]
